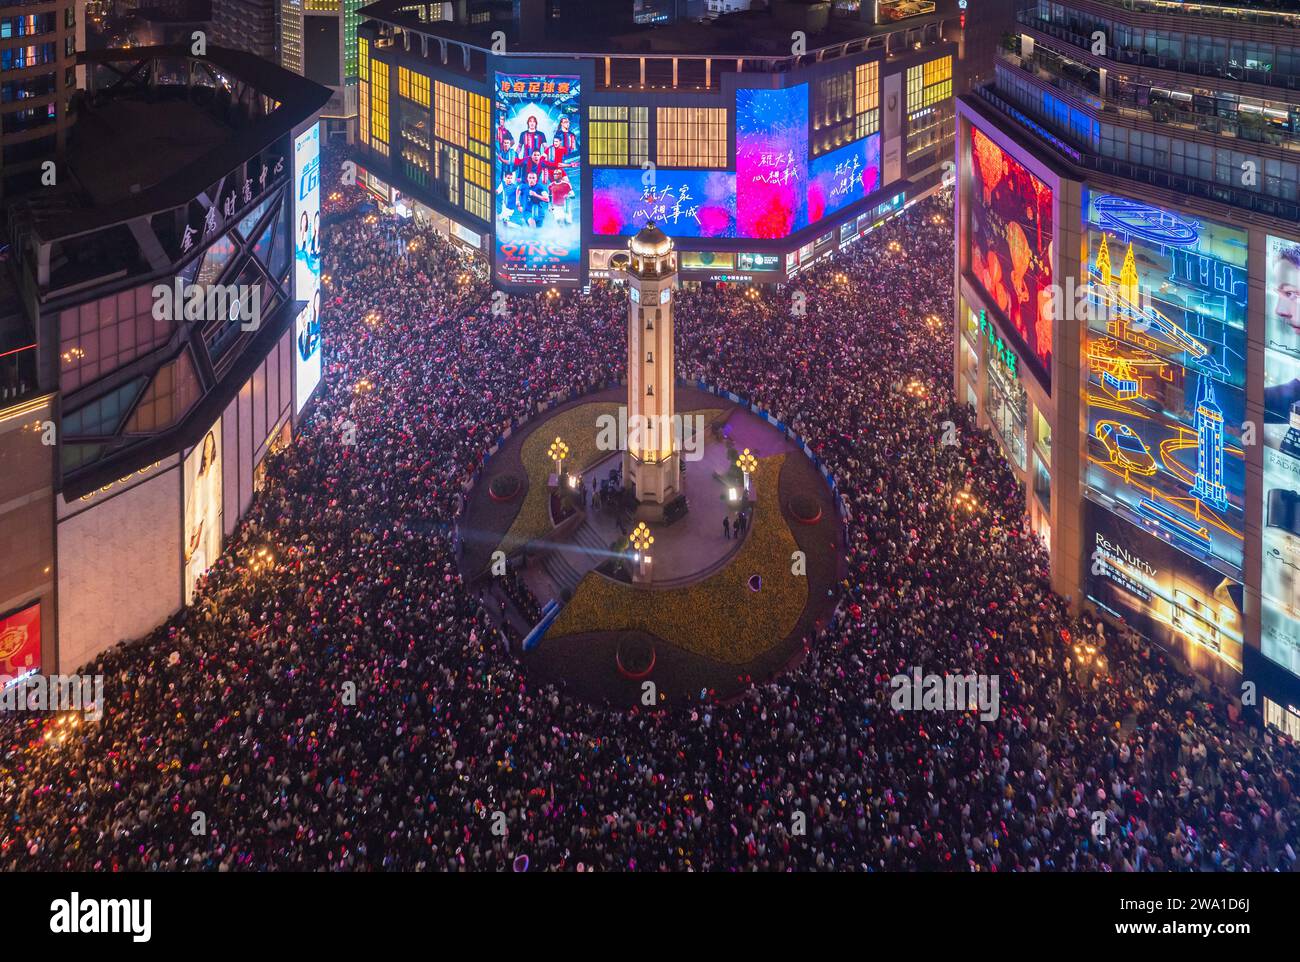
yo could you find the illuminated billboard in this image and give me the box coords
[0,602,40,685]
[736,84,809,238]
[966,124,1054,386]
[493,73,582,287]
[1261,234,1300,674]
[808,134,881,226]
[592,169,737,238]
[1086,502,1243,675]
[293,122,322,414]
[1083,190,1247,576]
[183,419,223,605]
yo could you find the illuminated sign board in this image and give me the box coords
[493,73,583,287]
[966,124,1054,388]
[1083,190,1247,576]
[738,252,781,271]
[293,123,322,414]
[183,419,223,605]
[1086,501,1243,674]
[736,84,809,238]
[979,310,1018,379]
[1261,234,1300,675]
[0,603,40,686]
[808,134,881,226]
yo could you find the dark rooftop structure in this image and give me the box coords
[359,0,955,58]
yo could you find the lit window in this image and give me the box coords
[656,107,726,168]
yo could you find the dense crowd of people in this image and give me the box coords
[0,153,1296,872]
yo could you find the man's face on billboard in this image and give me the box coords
[1276,255,1300,339]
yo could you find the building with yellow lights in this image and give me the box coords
[349,0,965,283]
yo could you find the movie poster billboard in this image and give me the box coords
[493,73,582,287]
[184,420,223,605]
[1262,234,1300,674]
[808,133,881,227]
[1082,190,1247,577]
[293,122,322,414]
[736,84,809,239]
[966,124,1054,386]
[1086,501,1243,676]
[0,602,40,686]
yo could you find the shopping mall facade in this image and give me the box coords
[0,45,329,677]
[351,0,964,287]
[953,0,1300,726]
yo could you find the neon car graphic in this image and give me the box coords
[1096,421,1157,475]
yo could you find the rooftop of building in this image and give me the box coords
[359,0,956,58]
[8,44,331,243]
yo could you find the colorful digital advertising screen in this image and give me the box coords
[493,73,582,287]
[1082,190,1247,577]
[592,169,737,238]
[808,134,881,226]
[1086,501,1243,677]
[736,84,809,238]
[966,124,1054,387]
[293,122,322,414]
[1261,234,1300,675]
[184,419,224,605]
[0,602,40,685]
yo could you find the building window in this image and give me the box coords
[855,61,879,138]
[399,66,430,107]
[907,56,952,114]
[464,183,490,221]
[985,360,1027,471]
[656,107,727,168]
[464,153,490,191]
[124,351,200,434]
[358,37,369,83]
[589,105,649,166]
[468,91,490,153]
[59,284,171,394]
[435,80,467,147]
[370,64,389,156]
[813,71,855,156]
[359,79,369,145]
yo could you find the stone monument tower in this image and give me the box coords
[622,220,680,517]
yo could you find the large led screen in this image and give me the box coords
[293,123,322,414]
[592,169,736,238]
[1086,501,1243,675]
[493,74,582,287]
[966,124,1054,386]
[1082,190,1247,576]
[184,419,223,605]
[736,85,809,238]
[1262,234,1300,675]
[808,134,881,226]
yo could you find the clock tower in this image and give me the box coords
[623,221,680,517]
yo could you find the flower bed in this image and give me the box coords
[547,453,807,664]
[488,474,521,502]
[788,493,822,524]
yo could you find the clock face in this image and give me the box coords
[659,288,671,304]
[630,288,641,303]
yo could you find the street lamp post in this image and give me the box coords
[736,448,758,501]
[548,436,570,485]
[630,521,654,583]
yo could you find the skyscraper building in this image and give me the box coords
[952,0,1300,727]
[211,0,277,62]
[280,0,365,139]
[0,0,81,201]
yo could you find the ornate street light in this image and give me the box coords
[630,521,654,581]
[548,436,570,481]
[736,448,758,498]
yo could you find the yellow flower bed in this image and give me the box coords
[547,453,807,664]
[499,401,723,552]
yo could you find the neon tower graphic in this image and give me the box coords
[1190,375,1229,511]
